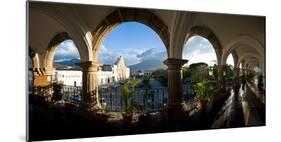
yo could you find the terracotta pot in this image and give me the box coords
[30,95,47,106]
[212,94,220,103]
[122,113,133,126]
[64,103,76,111]
[94,113,109,123]
[139,114,152,126]
[200,99,208,109]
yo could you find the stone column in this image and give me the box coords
[79,61,101,112]
[218,64,225,89]
[164,58,188,122]
[234,67,240,78]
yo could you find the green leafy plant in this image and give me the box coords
[212,64,218,80]
[52,82,63,101]
[121,79,139,116]
[223,64,235,80]
[143,76,153,100]
[151,69,167,87]
[189,62,209,83]
[193,80,214,101]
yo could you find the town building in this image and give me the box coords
[53,56,130,86]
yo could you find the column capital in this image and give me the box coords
[78,61,100,72]
[163,58,188,69]
[43,67,54,76]
[31,68,41,76]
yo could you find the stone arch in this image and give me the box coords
[29,47,40,69]
[224,50,238,67]
[222,35,264,66]
[30,5,93,63]
[244,58,260,70]
[237,53,262,68]
[231,50,238,68]
[44,32,71,71]
[184,26,223,65]
[91,8,170,60]
[238,61,243,68]
[43,32,82,75]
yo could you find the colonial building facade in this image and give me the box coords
[53,56,130,86]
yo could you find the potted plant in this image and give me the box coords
[52,82,63,102]
[64,102,77,111]
[93,108,110,123]
[193,80,214,109]
[121,84,133,124]
[138,109,152,126]
[121,79,138,126]
[138,76,153,125]
[96,97,111,123]
[81,109,109,123]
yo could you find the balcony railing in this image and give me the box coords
[61,85,82,105]
[99,87,168,112]
[40,83,199,113]
[59,85,168,112]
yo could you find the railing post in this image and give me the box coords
[152,89,155,109]
[163,89,165,108]
[120,94,123,112]
[110,91,112,111]
[143,89,146,111]
[156,89,159,109]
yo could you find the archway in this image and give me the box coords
[222,35,264,66]
[237,52,263,74]
[184,26,222,65]
[226,53,235,67]
[98,22,167,68]
[44,32,72,73]
[91,8,170,60]
[89,8,170,113]
[183,35,217,66]
[224,53,236,85]
[182,35,218,101]
[96,21,168,112]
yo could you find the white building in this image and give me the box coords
[53,70,82,86]
[53,56,130,86]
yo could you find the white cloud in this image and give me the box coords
[54,40,80,61]
[55,40,167,66]
[226,53,234,66]
[98,44,167,66]
[185,52,217,66]
[137,48,167,62]
[98,44,142,66]
[183,36,217,66]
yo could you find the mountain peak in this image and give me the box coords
[54,57,80,66]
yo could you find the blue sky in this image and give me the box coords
[98,22,167,66]
[54,39,80,62]
[54,22,234,66]
[183,36,217,66]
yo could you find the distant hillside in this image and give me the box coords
[55,58,80,66]
[129,59,166,72]
[54,58,81,70]
[54,62,68,69]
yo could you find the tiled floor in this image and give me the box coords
[212,83,265,128]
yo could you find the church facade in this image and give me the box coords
[53,56,130,86]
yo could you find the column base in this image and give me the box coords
[166,102,189,123]
[79,96,102,112]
